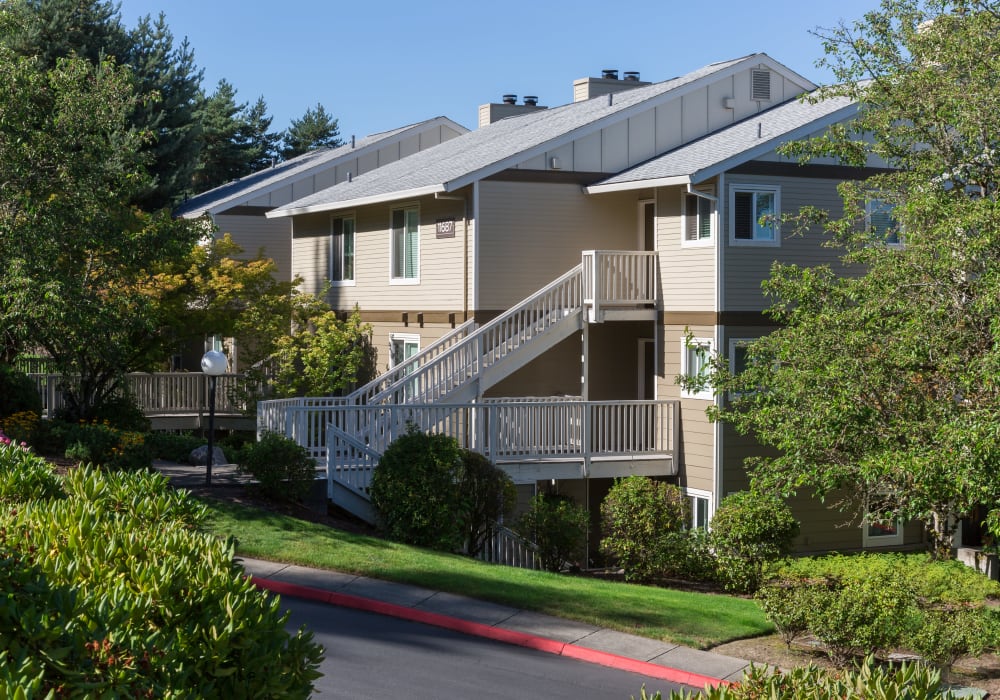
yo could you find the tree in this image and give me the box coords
[193,81,281,191]
[2,2,204,209]
[0,46,202,419]
[281,102,342,159]
[700,0,1000,556]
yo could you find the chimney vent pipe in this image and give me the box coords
[624,71,640,81]
[601,69,618,80]
[502,94,517,105]
[523,95,538,106]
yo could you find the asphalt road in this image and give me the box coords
[285,598,694,699]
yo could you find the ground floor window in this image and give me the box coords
[684,489,711,530]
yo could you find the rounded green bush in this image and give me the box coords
[515,493,589,572]
[458,449,516,557]
[0,364,42,418]
[369,425,465,551]
[238,432,317,501]
[709,491,799,593]
[600,476,689,582]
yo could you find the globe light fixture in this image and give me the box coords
[200,350,228,485]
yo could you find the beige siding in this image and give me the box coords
[477,181,641,309]
[656,184,716,312]
[586,322,654,400]
[723,174,847,310]
[660,324,715,494]
[508,63,812,179]
[365,321,457,375]
[292,193,470,313]
[213,214,293,282]
[485,333,583,398]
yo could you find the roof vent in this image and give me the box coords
[623,71,640,81]
[523,95,538,106]
[601,69,618,80]
[751,69,771,101]
[502,94,517,105]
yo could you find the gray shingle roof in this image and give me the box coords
[174,117,466,218]
[587,93,857,191]
[269,54,799,217]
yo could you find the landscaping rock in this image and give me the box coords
[189,445,228,467]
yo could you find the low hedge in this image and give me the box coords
[0,443,323,697]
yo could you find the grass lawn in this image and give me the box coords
[201,497,772,649]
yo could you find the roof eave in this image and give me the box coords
[585,175,692,194]
[266,184,448,218]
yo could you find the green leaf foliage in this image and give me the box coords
[370,425,466,551]
[457,449,516,557]
[515,493,590,572]
[238,432,318,502]
[599,476,689,582]
[653,655,958,699]
[703,0,1000,557]
[708,491,799,593]
[0,450,323,696]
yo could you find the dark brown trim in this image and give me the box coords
[728,161,894,181]
[216,205,274,216]
[660,311,777,326]
[719,311,772,326]
[351,310,465,326]
[483,169,611,185]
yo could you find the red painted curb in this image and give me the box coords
[252,576,728,689]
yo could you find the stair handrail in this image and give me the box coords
[365,263,584,407]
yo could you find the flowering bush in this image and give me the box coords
[61,420,152,470]
[0,411,39,446]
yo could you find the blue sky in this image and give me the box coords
[118,0,879,139]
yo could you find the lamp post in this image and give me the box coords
[200,350,228,485]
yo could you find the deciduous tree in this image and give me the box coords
[699,0,1000,556]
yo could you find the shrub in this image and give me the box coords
[0,364,42,418]
[369,425,465,551]
[457,450,516,557]
[909,605,992,670]
[0,442,63,503]
[0,410,41,445]
[652,655,954,700]
[600,476,689,582]
[238,432,318,502]
[61,421,152,471]
[515,493,589,572]
[144,431,206,462]
[755,578,822,648]
[709,491,799,593]
[0,451,323,697]
[806,570,915,666]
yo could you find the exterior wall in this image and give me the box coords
[722,172,846,311]
[656,182,717,313]
[291,190,472,316]
[365,321,457,376]
[658,323,715,495]
[213,214,293,282]
[485,333,582,399]
[516,62,811,177]
[586,321,653,400]
[477,179,646,309]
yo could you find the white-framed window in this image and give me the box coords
[680,337,713,400]
[682,190,714,246]
[728,338,752,376]
[390,207,419,283]
[862,494,904,547]
[330,214,356,284]
[866,198,902,246]
[729,185,780,246]
[389,333,420,369]
[685,489,712,530]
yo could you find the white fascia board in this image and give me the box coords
[585,175,691,194]
[266,184,447,218]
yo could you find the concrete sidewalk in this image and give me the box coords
[240,556,753,689]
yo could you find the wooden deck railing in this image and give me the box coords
[30,372,259,417]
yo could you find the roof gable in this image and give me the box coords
[268,54,817,218]
[174,116,467,218]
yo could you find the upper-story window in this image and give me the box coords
[330,214,355,284]
[730,184,780,246]
[391,207,419,283]
[682,190,714,246]
[680,337,714,400]
[866,198,902,246]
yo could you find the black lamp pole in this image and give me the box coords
[206,373,217,486]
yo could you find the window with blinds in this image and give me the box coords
[730,185,780,245]
[866,198,901,245]
[330,215,355,283]
[391,207,419,281]
[683,192,714,244]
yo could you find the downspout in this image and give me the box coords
[713,174,725,520]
